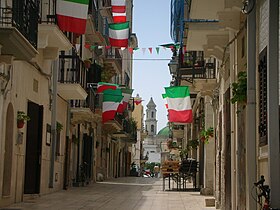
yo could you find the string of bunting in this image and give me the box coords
[81,43,187,55]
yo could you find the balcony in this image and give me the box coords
[38,0,72,59]
[57,50,87,100]
[104,48,122,74]
[0,1,39,60]
[86,3,109,45]
[179,51,217,91]
[104,113,123,131]
[71,87,102,124]
[172,125,184,139]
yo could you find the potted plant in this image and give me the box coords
[187,139,199,150]
[17,111,30,128]
[83,59,92,68]
[56,122,63,132]
[200,127,214,143]
[231,71,247,113]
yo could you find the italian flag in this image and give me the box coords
[112,0,126,13]
[109,22,129,47]
[162,93,168,109]
[102,89,123,123]
[165,86,193,123]
[117,88,134,113]
[113,12,126,23]
[56,0,89,34]
[97,82,118,93]
[112,0,126,23]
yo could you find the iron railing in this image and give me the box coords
[0,0,39,49]
[39,0,57,24]
[105,48,122,69]
[179,51,216,80]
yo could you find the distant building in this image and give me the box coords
[143,98,169,164]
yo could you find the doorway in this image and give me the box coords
[24,101,43,194]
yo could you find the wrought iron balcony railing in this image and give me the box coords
[179,51,216,81]
[0,0,39,49]
[58,49,86,86]
[70,86,103,112]
[105,48,122,69]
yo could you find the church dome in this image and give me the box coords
[157,126,170,137]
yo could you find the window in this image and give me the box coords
[241,36,245,58]
[259,47,267,146]
[151,125,154,133]
[151,111,154,118]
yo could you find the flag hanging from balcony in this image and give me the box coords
[164,86,193,123]
[102,89,123,123]
[109,22,129,47]
[113,12,127,23]
[117,88,134,113]
[112,0,126,13]
[56,0,89,34]
[162,93,168,109]
[97,82,119,93]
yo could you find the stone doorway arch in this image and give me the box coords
[2,103,14,196]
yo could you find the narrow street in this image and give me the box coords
[3,177,215,210]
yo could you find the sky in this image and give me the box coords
[132,0,173,132]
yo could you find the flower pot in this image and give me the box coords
[17,120,25,128]
[84,60,91,68]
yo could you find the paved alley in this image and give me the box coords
[3,177,215,210]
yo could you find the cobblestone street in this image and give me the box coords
[3,177,215,210]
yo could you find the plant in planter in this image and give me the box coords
[56,122,63,132]
[17,111,30,128]
[231,71,247,112]
[83,59,92,68]
[179,148,189,160]
[187,139,199,150]
[199,127,214,144]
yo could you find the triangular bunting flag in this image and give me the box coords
[128,48,133,54]
[156,47,160,54]
[142,48,146,55]
[148,48,152,54]
[56,0,89,34]
[75,44,81,52]
[90,45,96,50]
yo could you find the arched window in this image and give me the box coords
[151,111,154,118]
[151,125,154,132]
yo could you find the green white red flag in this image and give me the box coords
[109,22,129,47]
[97,82,118,93]
[102,89,123,123]
[117,88,134,113]
[164,86,193,123]
[162,93,168,109]
[112,0,126,13]
[113,12,127,23]
[56,0,89,34]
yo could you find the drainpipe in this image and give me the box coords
[246,0,256,209]
[49,59,58,188]
[268,0,280,208]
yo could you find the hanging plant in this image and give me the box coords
[231,71,247,105]
[17,111,30,128]
[200,127,214,144]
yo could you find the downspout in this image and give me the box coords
[49,59,58,188]
[246,0,256,209]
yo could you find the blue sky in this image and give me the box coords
[132,0,173,132]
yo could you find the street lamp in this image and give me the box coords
[168,55,179,86]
